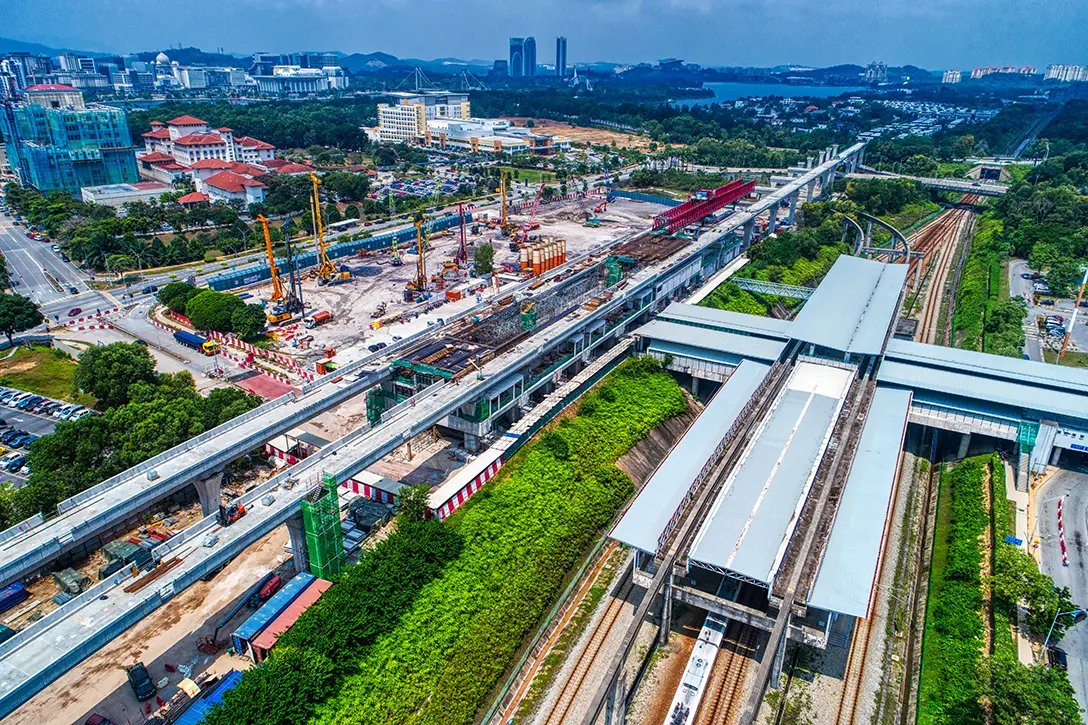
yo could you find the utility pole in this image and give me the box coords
[1058,266,1088,362]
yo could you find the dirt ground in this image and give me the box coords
[499,118,659,150]
[9,527,291,725]
[246,197,664,365]
[369,428,468,487]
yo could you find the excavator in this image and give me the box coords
[310,173,351,286]
[259,214,302,324]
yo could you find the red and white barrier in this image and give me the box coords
[1058,497,1070,567]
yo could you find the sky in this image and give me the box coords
[1,0,1086,70]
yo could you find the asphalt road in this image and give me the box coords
[1008,258,1088,362]
[0,215,88,305]
[1035,468,1088,716]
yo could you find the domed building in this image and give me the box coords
[155,51,170,65]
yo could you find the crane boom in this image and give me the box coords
[257,214,285,303]
[310,173,336,280]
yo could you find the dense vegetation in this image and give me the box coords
[128,100,377,150]
[0,343,260,528]
[952,212,1026,356]
[918,455,1080,725]
[1035,100,1088,154]
[211,357,686,725]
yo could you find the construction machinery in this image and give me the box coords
[404,214,431,302]
[216,502,246,527]
[310,173,350,286]
[454,202,469,267]
[499,170,520,237]
[258,215,302,324]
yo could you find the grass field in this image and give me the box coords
[0,346,91,404]
[496,166,556,184]
[1043,349,1088,367]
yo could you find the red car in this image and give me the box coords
[67,307,82,317]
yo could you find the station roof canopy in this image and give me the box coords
[787,256,907,355]
[877,359,1088,424]
[610,360,771,555]
[808,386,912,618]
[884,339,1088,398]
[657,302,791,340]
[688,362,853,583]
[636,319,787,363]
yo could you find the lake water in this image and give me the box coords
[674,82,866,106]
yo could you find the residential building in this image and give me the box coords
[80,180,172,208]
[0,84,138,194]
[942,70,962,84]
[372,91,470,143]
[509,38,525,77]
[1045,64,1088,82]
[864,62,887,83]
[555,37,567,77]
[524,37,537,77]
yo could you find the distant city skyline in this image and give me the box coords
[1,0,1083,70]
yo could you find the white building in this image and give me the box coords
[373,91,471,143]
[81,181,172,208]
[196,170,266,205]
[1045,64,1088,82]
[252,65,348,95]
[942,70,962,84]
[137,115,277,180]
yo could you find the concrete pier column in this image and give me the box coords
[858,147,865,166]
[770,621,789,688]
[690,375,700,398]
[286,514,310,574]
[957,432,971,460]
[788,191,800,225]
[194,473,222,517]
[806,156,813,169]
[832,143,840,157]
[806,179,817,202]
[658,574,673,645]
[464,432,480,453]
[743,219,755,248]
[818,150,826,165]
[1050,446,1062,466]
[767,203,778,232]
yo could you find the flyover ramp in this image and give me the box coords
[845,171,1006,197]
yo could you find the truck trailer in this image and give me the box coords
[304,311,334,329]
[173,330,219,355]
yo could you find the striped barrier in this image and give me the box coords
[1059,497,1069,566]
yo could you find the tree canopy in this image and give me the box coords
[73,342,159,410]
[0,295,42,343]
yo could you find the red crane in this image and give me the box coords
[455,202,468,266]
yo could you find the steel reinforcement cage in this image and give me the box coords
[301,474,344,580]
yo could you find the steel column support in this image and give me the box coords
[658,574,673,645]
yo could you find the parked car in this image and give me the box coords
[59,406,84,420]
[69,409,93,421]
[367,342,388,353]
[1045,315,1065,325]
[1041,299,1056,308]
[1047,646,1068,670]
[84,715,115,725]
[3,453,25,472]
[16,396,41,410]
[50,244,60,253]
[0,452,22,469]
[126,662,156,701]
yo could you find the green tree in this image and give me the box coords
[902,154,939,176]
[106,254,136,279]
[185,290,245,332]
[0,294,42,344]
[231,304,267,340]
[474,243,495,276]
[157,282,202,315]
[398,483,432,523]
[73,342,159,410]
[343,204,360,219]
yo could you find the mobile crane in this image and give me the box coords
[258,214,302,324]
[310,173,350,286]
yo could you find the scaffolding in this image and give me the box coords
[301,474,344,580]
[366,388,386,427]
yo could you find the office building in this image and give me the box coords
[509,38,525,77]
[251,65,347,95]
[372,91,470,143]
[942,70,962,84]
[864,62,888,83]
[524,37,537,77]
[80,180,172,208]
[556,37,567,77]
[0,84,138,194]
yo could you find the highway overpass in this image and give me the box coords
[846,171,1007,197]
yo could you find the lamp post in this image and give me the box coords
[1039,607,1087,663]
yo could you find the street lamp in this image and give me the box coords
[1039,607,1087,663]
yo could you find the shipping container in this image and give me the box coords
[173,330,219,355]
[250,578,333,662]
[174,670,244,725]
[230,572,314,659]
[0,624,14,645]
[0,582,29,615]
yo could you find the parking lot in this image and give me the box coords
[1009,259,1088,362]
[0,388,93,484]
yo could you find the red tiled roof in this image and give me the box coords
[24,84,78,92]
[160,163,191,171]
[177,191,210,204]
[141,128,171,139]
[228,162,269,177]
[267,162,314,175]
[167,115,207,126]
[202,171,267,193]
[190,158,232,170]
[150,121,164,126]
[217,127,233,133]
[174,134,228,147]
[236,136,275,150]
[132,181,171,191]
[137,152,174,164]
[260,158,290,169]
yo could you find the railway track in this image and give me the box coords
[695,623,759,725]
[543,566,635,725]
[834,614,875,725]
[912,197,979,345]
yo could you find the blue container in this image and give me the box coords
[0,582,29,615]
[230,573,314,660]
[174,670,244,725]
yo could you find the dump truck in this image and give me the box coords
[304,311,334,329]
[173,329,219,355]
